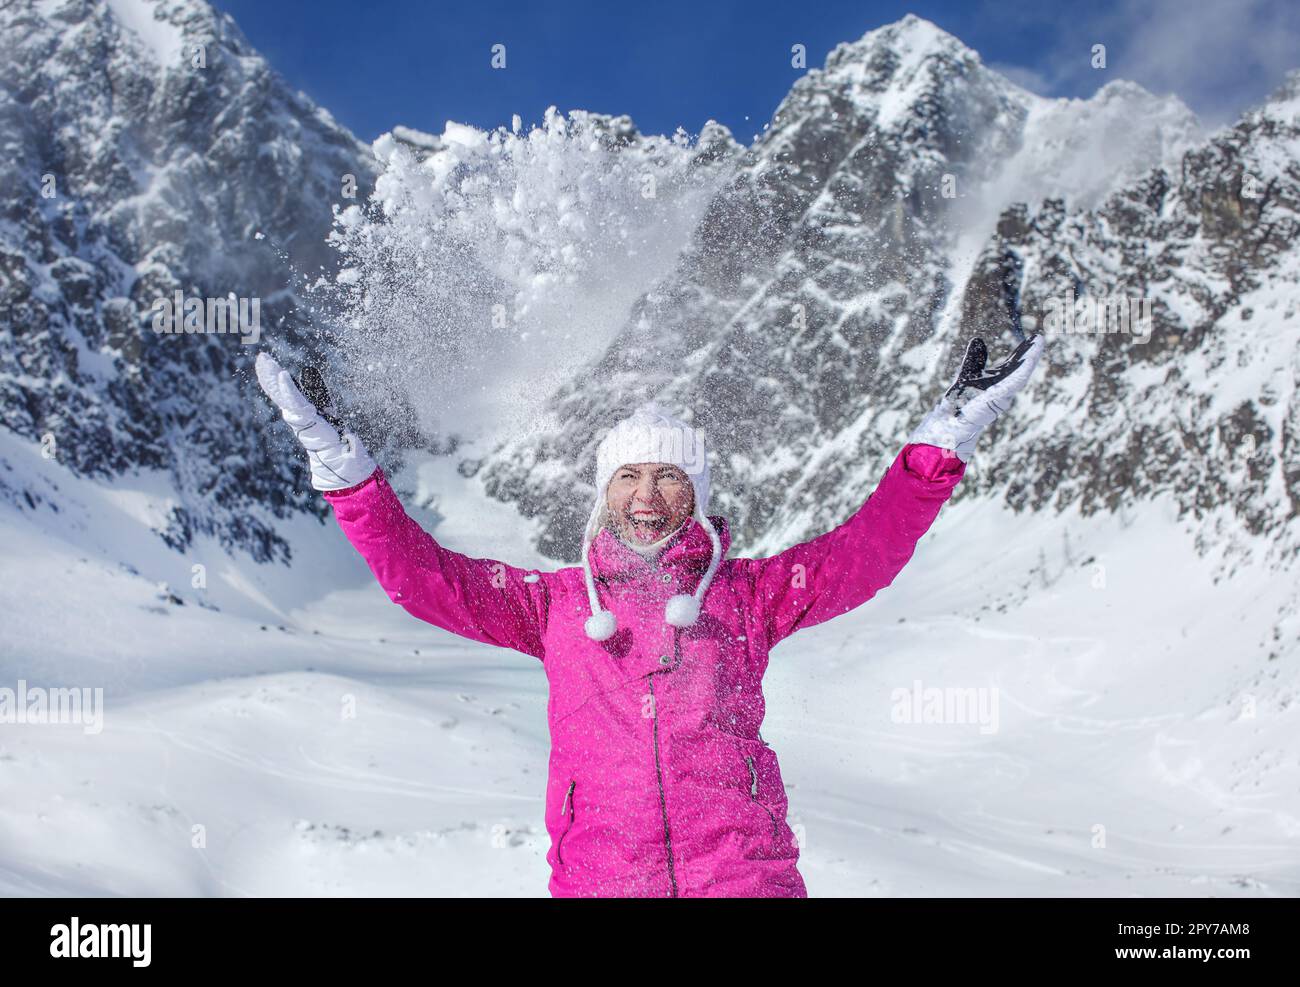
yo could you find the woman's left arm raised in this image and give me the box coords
[738,334,1045,648]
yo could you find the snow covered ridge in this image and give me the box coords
[0,0,378,563]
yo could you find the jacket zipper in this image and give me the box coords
[648,674,679,897]
[557,779,576,866]
[746,754,780,839]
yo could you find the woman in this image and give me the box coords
[255,334,1044,897]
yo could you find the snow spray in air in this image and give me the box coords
[315,107,734,448]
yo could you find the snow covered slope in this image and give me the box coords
[1,427,1295,896]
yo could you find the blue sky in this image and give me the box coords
[211,0,1300,143]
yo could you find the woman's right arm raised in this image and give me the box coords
[254,353,548,661]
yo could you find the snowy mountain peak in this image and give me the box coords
[778,14,999,144]
[824,13,978,80]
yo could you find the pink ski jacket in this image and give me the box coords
[322,442,965,896]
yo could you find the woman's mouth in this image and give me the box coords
[628,512,668,540]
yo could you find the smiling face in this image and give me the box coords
[605,462,696,546]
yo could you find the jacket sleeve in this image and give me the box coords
[737,444,965,649]
[321,468,549,661]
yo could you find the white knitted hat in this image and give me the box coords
[581,402,720,641]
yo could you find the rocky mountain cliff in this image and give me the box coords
[0,0,377,562]
[960,70,1300,575]
[473,15,1221,562]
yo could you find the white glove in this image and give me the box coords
[908,334,1044,462]
[255,352,377,491]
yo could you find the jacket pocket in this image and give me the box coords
[744,754,781,841]
[556,779,576,866]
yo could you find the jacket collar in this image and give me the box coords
[589,514,730,583]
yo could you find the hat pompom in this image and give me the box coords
[665,593,701,628]
[585,609,617,641]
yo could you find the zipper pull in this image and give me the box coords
[746,755,758,798]
[562,780,575,816]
